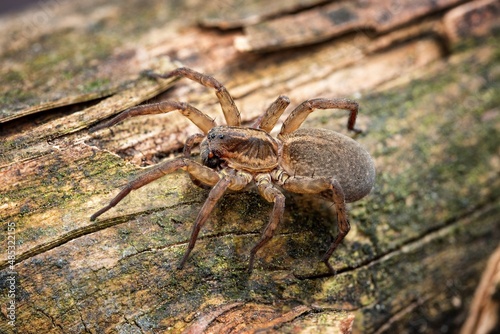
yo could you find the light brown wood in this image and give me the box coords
[0,1,499,333]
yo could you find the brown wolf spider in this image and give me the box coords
[90,67,375,274]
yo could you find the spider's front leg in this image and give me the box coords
[147,67,241,127]
[90,158,220,221]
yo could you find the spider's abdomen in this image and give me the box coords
[205,126,279,173]
[280,128,375,202]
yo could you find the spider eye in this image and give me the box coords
[218,134,224,139]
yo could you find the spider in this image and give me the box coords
[89,67,375,274]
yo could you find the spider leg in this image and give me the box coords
[249,175,286,272]
[178,176,231,269]
[319,179,350,275]
[279,175,349,275]
[89,101,216,134]
[183,133,205,157]
[90,158,220,221]
[149,67,241,127]
[252,95,290,132]
[179,170,252,268]
[279,98,361,137]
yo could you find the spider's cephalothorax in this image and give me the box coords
[201,126,279,173]
[89,67,375,274]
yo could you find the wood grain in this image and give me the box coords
[0,1,498,333]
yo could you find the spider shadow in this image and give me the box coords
[181,184,344,276]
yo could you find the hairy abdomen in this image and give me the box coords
[280,128,375,202]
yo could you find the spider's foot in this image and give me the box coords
[323,259,338,276]
[89,206,111,221]
[178,250,192,270]
[247,254,257,273]
[90,212,100,221]
[141,68,181,80]
[89,121,108,133]
[351,127,363,135]
[140,69,159,79]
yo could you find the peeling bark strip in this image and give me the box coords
[234,0,475,51]
[0,0,499,333]
[199,0,329,29]
[443,0,500,43]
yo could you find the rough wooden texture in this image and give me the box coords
[1,1,499,333]
[235,0,466,51]
[461,246,500,334]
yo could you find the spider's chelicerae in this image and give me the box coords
[90,67,375,274]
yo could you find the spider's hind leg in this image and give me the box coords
[279,175,349,275]
[319,179,350,275]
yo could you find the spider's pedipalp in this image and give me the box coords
[183,133,206,157]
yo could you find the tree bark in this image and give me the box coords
[0,1,499,333]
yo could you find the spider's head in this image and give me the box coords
[201,126,279,172]
[200,126,240,169]
[200,138,223,168]
[200,127,228,168]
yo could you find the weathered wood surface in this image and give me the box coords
[0,1,499,333]
[461,245,500,334]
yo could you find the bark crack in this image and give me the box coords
[372,293,434,334]
[0,201,200,270]
[122,315,146,334]
[296,200,498,280]
[37,307,65,333]
[78,312,92,334]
